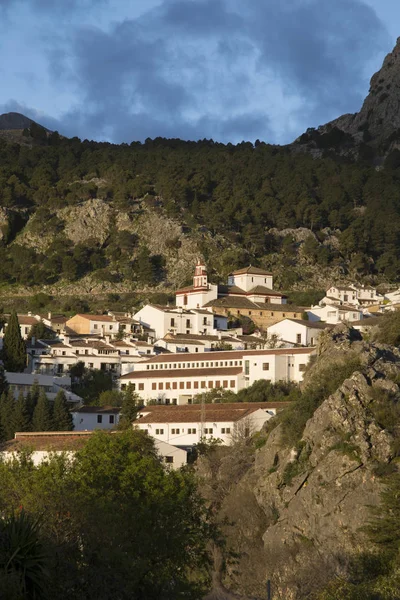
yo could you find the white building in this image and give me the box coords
[323,285,384,308]
[72,405,120,430]
[266,318,331,346]
[175,260,219,309]
[5,372,82,404]
[134,304,224,339]
[136,402,288,446]
[0,431,187,469]
[30,336,153,377]
[0,313,40,341]
[156,333,246,354]
[307,304,362,324]
[119,347,314,405]
[65,314,120,336]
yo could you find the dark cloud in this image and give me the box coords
[1,0,391,143]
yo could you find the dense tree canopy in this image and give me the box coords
[1,135,400,286]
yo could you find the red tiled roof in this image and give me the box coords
[74,314,114,322]
[230,266,273,276]
[121,367,243,380]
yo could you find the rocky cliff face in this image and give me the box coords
[294,38,400,161]
[201,329,400,599]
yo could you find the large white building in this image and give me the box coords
[119,347,314,405]
[72,405,121,430]
[322,285,384,308]
[307,304,362,324]
[136,402,288,446]
[133,304,226,339]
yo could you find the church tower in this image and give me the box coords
[193,260,208,289]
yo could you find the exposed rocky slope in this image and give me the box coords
[294,38,400,162]
[201,327,400,599]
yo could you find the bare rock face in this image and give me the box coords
[58,199,113,245]
[203,332,400,600]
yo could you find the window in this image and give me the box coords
[62,351,66,356]
[94,324,98,329]
[188,428,196,434]
[201,381,206,388]
[159,382,164,390]
[109,415,114,424]
[186,382,191,389]
[221,427,231,434]
[215,380,220,387]
[171,428,180,434]
[186,319,190,328]
[139,383,144,391]
[204,428,213,434]
[155,428,164,435]
[152,383,157,390]
[173,382,177,389]
[179,382,184,389]
[166,382,171,389]
[109,325,113,330]
[194,381,199,389]
[170,318,175,327]
[299,364,306,372]
[97,415,103,424]
[245,360,249,375]
[208,381,213,388]
[85,349,88,355]
[165,456,174,463]
[223,380,228,388]
[262,363,269,371]
[296,334,302,344]
[230,380,235,388]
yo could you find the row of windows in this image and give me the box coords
[151,380,236,391]
[155,427,231,435]
[146,360,242,370]
[232,310,297,318]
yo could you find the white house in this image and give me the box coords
[266,318,331,346]
[323,285,384,308]
[133,304,224,340]
[119,347,314,405]
[0,431,187,469]
[227,266,274,291]
[0,313,40,341]
[136,402,288,446]
[72,405,121,430]
[307,304,362,324]
[5,372,82,404]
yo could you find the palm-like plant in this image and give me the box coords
[0,510,50,599]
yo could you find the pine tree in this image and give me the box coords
[26,379,40,422]
[118,384,141,430]
[0,391,13,441]
[12,392,30,433]
[52,391,73,431]
[3,311,27,372]
[32,390,52,432]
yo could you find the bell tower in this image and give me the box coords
[193,259,208,289]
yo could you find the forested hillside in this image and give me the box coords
[1,127,400,293]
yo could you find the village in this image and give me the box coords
[0,260,397,468]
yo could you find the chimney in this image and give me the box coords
[48,312,52,320]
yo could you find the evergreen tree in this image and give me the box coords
[0,366,9,397]
[26,379,40,421]
[52,391,73,431]
[32,390,52,432]
[0,391,14,441]
[118,384,141,430]
[12,392,30,433]
[3,311,26,372]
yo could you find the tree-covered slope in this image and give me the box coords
[1,125,400,292]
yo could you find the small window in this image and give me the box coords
[263,363,269,371]
[109,415,114,424]
[201,381,206,388]
[186,382,191,389]
[188,428,196,434]
[171,428,180,435]
[155,428,164,435]
[221,427,231,434]
[230,380,235,388]
[223,380,228,388]
[97,415,103,424]
[204,428,213,434]
[194,381,199,389]
[296,334,302,344]
[139,383,144,391]
[159,382,164,390]
[152,383,157,390]
[94,324,98,329]
[165,456,174,463]
[173,382,177,389]
[166,382,171,389]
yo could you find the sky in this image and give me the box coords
[0,0,399,145]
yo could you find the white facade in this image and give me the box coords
[136,403,280,446]
[72,407,120,430]
[228,269,273,291]
[119,348,314,404]
[134,305,220,339]
[325,285,384,307]
[176,261,219,309]
[266,319,329,346]
[307,304,362,324]
[153,439,187,468]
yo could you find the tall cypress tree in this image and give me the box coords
[3,311,26,372]
[32,389,52,431]
[0,366,8,397]
[12,392,30,433]
[0,391,13,441]
[52,390,73,431]
[26,379,40,422]
[118,384,140,430]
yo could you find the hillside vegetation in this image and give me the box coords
[1,129,400,295]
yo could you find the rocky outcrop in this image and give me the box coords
[202,331,400,600]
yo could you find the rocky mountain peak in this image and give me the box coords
[0,112,37,130]
[294,37,400,161]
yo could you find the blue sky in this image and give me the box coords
[0,0,398,144]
